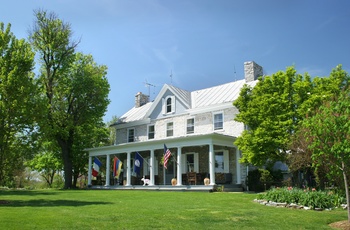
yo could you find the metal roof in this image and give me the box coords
[118,80,258,123]
[191,79,257,108]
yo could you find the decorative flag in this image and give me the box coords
[92,157,102,177]
[133,152,144,176]
[163,144,172,169]
[113,157,123,178]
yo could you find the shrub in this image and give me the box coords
[247,169,281,192]
[257,187,345,209]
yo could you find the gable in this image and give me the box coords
[145,84,191,119]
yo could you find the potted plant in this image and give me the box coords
[171,178,177,186]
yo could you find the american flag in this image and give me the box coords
[163,144,172,169]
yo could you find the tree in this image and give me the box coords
[71,120,109,187]
[29,10,110,188]
[302,83,350,222]
[26,141,62,187]
[0,22,36,186]
[233,67,311,166]
[106,115,118,145]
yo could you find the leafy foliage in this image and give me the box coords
[0,22,36,186]
[234,67,312,166]
[301,69,350,221]
[257,187,345,210]
[29,10,110,188]
[26,141,62,187]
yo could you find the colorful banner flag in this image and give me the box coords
[133,152,144,176]
[92,157,102,177]
[163,144,172,169]
[113,157,123,178]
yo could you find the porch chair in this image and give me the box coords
[187,172,197,185]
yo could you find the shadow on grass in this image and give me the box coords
[0,199,112,207]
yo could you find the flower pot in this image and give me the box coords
[171,178,177,186]
[204,178,210,186]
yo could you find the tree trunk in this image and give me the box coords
[57,137,73,189]
[342,161,350,223]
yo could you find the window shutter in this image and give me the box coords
[143,158,149,176]
[224,150,229,173]
[171,96,175,113]
[181,155,187,173]
[123,159,127,178]
[162,98,165,114]
[154,159,158,175]
[194,152,199,172]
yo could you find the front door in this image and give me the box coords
[165,161,176,185]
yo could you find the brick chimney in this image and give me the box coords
[244,61,263,82]
[135,92,149,108]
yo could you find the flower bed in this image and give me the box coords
[255,187,346,210]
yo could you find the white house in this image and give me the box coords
[85,61,263,189]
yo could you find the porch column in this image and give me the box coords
[176,147,182,185]
[126,152,131,186]
[236,148,241,184]
[149,149,155,186]
[105,154,110,186]
[209,143,216,185]
[88,156,92,186]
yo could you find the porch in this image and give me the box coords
[89,184,216,192]
[88,184,243,192]
[85,133,246,189]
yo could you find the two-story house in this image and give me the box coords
[86,61,263,190]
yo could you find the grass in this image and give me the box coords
[0,189,347,229]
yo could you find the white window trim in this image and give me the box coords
[127,128,135,143]
[214,150,229,173]
[166,121,174,137]
[162,95,176,115]
[181,152,199,173]
[147,124,155,140]
[186,117,195,135]
[213,111,224,131]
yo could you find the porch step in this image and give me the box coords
[216,184,243,192]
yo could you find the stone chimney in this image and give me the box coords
[135,92,149,108]
[244,61,263,82]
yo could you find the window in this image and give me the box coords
[148,125,155,140]
[215,152,224,173]
[186,118,194,134]
[213,113,223,130]
[166,122,173,137]
[215,150,229,173]
[166,97,172,113]
[127,128,135,142]
[187,154,194,172]
[163,96,175,114]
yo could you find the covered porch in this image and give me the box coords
[85,133,243,189]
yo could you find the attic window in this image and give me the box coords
[166,98,172,113]
[163,96,175,115]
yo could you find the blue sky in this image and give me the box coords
[1,0,350,122]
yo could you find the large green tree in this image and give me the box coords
[29,10,110,188]
[233,67,312,166]
[302,83,350,222]
[234,65,350,168]
[0,23,36,186]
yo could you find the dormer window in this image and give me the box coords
[163,95,175,115]
[166,97,172,113]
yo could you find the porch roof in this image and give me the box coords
[86,133,237,157]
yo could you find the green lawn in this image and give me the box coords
[0,189,346,229]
